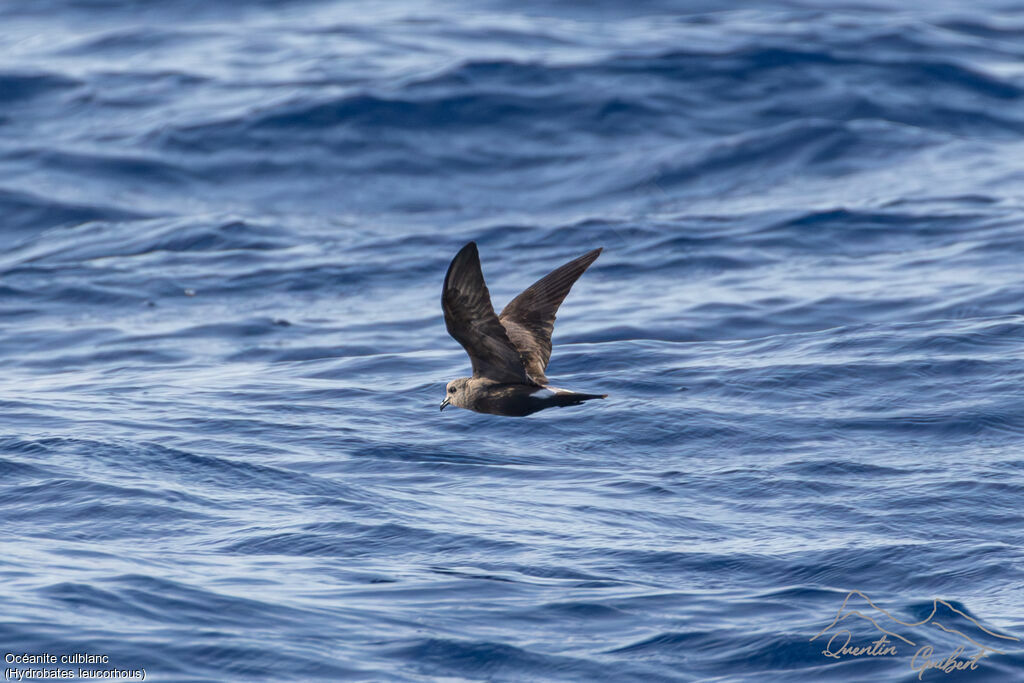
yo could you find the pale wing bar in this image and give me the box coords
[498,247,602,374]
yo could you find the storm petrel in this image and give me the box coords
[440,242,606,417]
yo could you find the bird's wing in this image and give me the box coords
[498,247,602,374]
[443,242,531,384]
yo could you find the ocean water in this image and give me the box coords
[2,1,1024,680]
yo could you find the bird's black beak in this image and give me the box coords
[440,398,450,411]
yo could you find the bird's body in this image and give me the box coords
[440,242,606,417]
[445,378,607,417]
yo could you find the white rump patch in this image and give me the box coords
[531,387,563,398]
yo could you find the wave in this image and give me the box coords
[3,2,1024,681]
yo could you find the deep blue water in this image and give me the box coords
[2,1,1024,681]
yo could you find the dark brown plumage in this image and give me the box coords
[440,242,606,417]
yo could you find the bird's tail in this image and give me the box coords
[553,390,608,408]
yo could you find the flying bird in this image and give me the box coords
[440,242,606,417]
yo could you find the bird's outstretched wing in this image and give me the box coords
[443,242,532,384]
[498,247,602,381]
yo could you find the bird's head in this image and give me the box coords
[440,377,471,411]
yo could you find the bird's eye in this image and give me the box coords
[448,387,455,393]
